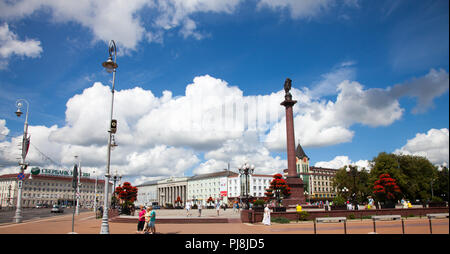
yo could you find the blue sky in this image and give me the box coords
[0,0,448,185]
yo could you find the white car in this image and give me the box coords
[51,205,64,213]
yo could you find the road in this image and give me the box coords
[0,207,90,224]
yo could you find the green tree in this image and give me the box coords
[433,166,449,202]
[370,152,437,203]
[332,165,370,204]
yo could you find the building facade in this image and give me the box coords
[135,180,158,207]
[187,170,238,206]
[287,143,339,200]
[157,177,188,207]
[0,173,110,208]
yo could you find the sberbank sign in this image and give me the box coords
[30,167,90,177]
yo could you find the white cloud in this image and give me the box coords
[394,128,449,165]
[0,0,243,50]
[0,23,42,69]
[198,131,286,175]
[257,0,359,20]
[0,119,9,140]
[314,155,369,170]
[264,78,404,151]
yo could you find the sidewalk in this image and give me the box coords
[0,210,448,234]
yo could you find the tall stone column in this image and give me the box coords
[280,78,305,206]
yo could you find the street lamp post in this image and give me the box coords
[100,40,118,234]
[13,99,30,223]
[112,170,122,209]
[238,163,255,209]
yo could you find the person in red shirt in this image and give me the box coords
[137,206,146,233]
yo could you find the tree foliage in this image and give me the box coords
[373,173,402,202]
[265,174,291,205]
[115,182,138,203]
[370,152,440,202]
[332,165,370,203]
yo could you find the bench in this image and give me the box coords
[426,213,449,234]
[314,217,347,234]
[372,215,404,234]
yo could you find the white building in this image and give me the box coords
[227,174,273,202]
[157,177,188,207]
[135,180,158,207]
[0,172,110,208]
[187,170,238,206]
[187,170,274,206]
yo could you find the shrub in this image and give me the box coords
[332,195,346,206]
[431,196,443,203]
[253,200,265,206]
[347,214,356,220]
[271,217,291,224]
[297,211,309,221]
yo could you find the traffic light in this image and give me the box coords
[72,164,78,189]
[110,119,117,133]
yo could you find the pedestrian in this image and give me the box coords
[407,200,412,208]
[198,202,202,217]
[262,204,271,226]
[98,206,103,219]
[137,205,146,233]
[186,200,191,217]
[148,206,156,234]
[143,206,151,233]
[216,201,220,216]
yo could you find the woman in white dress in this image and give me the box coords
[262,205,271,226]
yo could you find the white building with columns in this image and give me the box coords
[157,177,188,207]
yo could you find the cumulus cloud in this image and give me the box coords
[394,128,449,165]
[0,23,42,69]
[314,155,369,170]
[0,0,243,50]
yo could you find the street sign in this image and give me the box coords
[17,173,25,180]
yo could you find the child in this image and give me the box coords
[148,206,156,234]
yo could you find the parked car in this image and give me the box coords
[36,203,49,208]
[51,205,64,213]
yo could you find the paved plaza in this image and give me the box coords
[0,208,448,235]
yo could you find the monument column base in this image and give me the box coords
[283,176,305,206]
